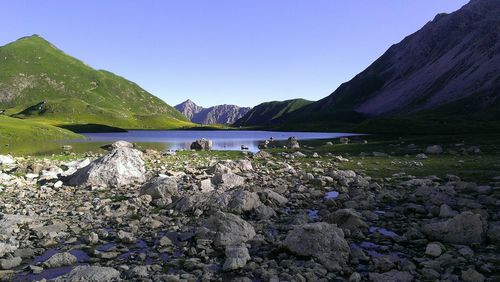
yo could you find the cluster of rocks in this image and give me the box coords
[0,140,498,281]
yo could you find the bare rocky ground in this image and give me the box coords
[0,140,498,281]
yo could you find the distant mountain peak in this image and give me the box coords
[175,100,251,125]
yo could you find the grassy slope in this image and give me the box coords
[0,115,81,143]
[0,35,192,129]
[234,99,312,126]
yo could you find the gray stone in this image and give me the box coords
[422,212,485,244]
[0,256,22,270]
[101,140,134,151]
[487,221,500,244]
[416,153,428,159]
[54,265,120,282]
[68,146,146,187]
[461,268,485,282]
[425,242,443,257]
[222,245,250,271]
[206,211,256,247]
[43,252,77,268]
[140,176,178,200]
[190,139,212,151]
[439,204,458,218]
[425,145,443,154]
[325,209,368,232]
[118,230,136,244]
[283,222,350,271]
[0,155,15,165]
[368,270,413,282]
[0,243,17,257]
[200,179,214,193]
[287,137,300,150]
[228,190,262,213]
[213,173,245,189]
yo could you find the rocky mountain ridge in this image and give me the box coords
[257,0,500,132]
[175,100,250,125]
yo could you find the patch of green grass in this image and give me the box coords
[270,134,500,183]
[0,115,82,144]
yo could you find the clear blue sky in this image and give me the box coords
[1,0,468,108]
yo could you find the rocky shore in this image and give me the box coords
[0,140,498,281]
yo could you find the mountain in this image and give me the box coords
[174,99,204,121]
[0,35,191,130]
[175,100,250,125]
[234,99,312,127]
[273,0,500,132]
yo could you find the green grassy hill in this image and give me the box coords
[234,99,311,126]
[0,35,192,130]
[0,115,81,143]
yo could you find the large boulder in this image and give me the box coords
[191,139,213,151]
[54,265,120,282]
[140,176,178,201]
[422,212,486,244]
[283,222,350,271]
[68,144,146,187]
[205,211,256,247]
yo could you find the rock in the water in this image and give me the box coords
[140,176,178,201]
[422,212,485,244]
[424,145,443,154]
[190,139,213,151]
[287,137,300,150]
[206,211,256,247]
[43,252,77,268]
[54,265,120,282]
[283,222,350,271]
[68,146,146,187]
[222,245,250,271]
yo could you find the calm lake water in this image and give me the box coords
[80,130,360,152]
[1,130,361,155]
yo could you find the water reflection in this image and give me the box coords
[81,130,361,152]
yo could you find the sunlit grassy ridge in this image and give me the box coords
[0,115,82,143]
[0,35,192,130]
